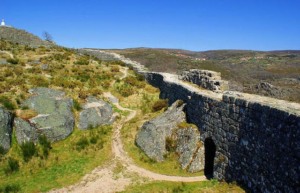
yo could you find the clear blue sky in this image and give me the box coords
[1,0,300,51]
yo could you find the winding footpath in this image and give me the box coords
[49,67,206,193]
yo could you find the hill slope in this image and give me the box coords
[0,26,52,47]
[108,48,300,103]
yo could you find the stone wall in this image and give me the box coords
[145,72,300,193]
[78,50,300,192]
[179,69,229,92]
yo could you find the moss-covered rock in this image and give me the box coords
[15,88,74,143]
[0,107,13,151]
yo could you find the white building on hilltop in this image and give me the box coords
[1,19,5,26]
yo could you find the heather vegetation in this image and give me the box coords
[112,48,300,102]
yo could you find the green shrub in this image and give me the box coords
[101,80,111,89]
[73,99,82,111]
[177,122,197,129]
[124,76,138,86]
[76,137,89,151]
[136,73,145,81]
[110,60,126,66]
[97,125,112,136]
[116,83,135,97]
[98,139,104,149]
[165,137,177,152]
[52,53,70,61]
[38,135,52,159]
[20,141,37,162]
[90,88,103,96]
[172,183,185,193]
[111,66,120,72]
[74,56,89,65]
[78,90,88,99]
[0,184,21,193]
[152,99,168,112]
[0,146,5,156]
[4,157,19,175]
[7,58,19,65]
[90,136,98,144]
[0,96,17,110]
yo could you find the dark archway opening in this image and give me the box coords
[204,138,216,179]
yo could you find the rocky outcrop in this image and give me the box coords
[15,88,74,143]
[176,127,204,173]
[78,96,114,130]
[253,81,289,99]
[136,101,186,162]
[136,101,204,172]
[179,69,229,92]
[0,107,13,151]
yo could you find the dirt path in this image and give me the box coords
[0,50,14,58]
[49,67,206,193]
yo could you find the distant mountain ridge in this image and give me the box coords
[0,26,52,47]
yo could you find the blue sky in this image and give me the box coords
[1,0,300,51]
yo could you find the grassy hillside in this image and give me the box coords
[110,48,300,103]
[0,39,154,192]
[0,26,52,47]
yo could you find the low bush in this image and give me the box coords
[136,73,145,81]
[0,96,17,110]
[78,90,88,99]
[177,122,197,129]
[152,99,168,112]
[124,76,138,86]
[165,137,177,152]
[123,76,145,88]
[110,60,126,66]
[4,157,19,175]
[111,66,120,72]
[90,88,103,96]
[73,99,82,111]
[52,53,69,61]
[116,83,135,97]
[101,80,111,89]
[76,137,89,151]
[90,136,98,144]
[0,146,5,156]
[7,58,19,65]
[0,184,21,193]
[74,56,89,65]
[20,141,37,162]
[172,183,186,193]
[38,135,52,159]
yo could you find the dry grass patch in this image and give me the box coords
[15,109,38,120]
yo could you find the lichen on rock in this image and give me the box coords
[176,127,204,173]
[0,107,13,151]
[78,96,114,130]
[15,87,74,143]
[136,100,204,173]
[136,100,186,162]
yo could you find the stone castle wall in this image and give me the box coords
[79,50,300,192]
[145,72,300,193]
[179,69,229,92]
